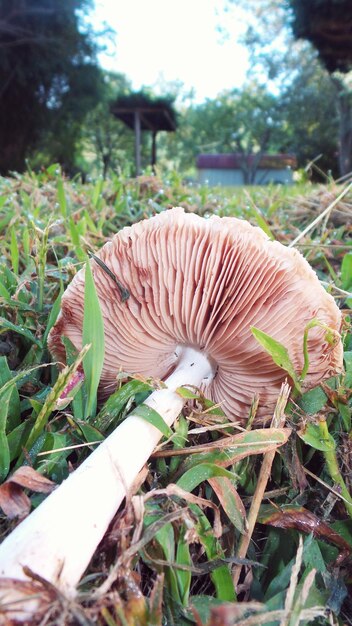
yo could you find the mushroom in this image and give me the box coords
[0,208,343,620]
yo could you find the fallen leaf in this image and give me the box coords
[0,466,55,519]
[260,506,352,558]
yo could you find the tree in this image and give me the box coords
[227,85,284,184]
[0,0,102,174]
[289,0,352,177]
[226,0,350,178]
[281,57,339,176]
[82,72,134,179]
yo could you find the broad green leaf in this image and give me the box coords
[82,260,105,419]
[93,379,152,433]
[177,463,236,492]
[298,386,327,415]
[251,326,299,388]
[133,404,173,438]
[298,422,335,452]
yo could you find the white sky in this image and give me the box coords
[92,0,248,103]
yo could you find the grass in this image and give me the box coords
[0,166,351,625]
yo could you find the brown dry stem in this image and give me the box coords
[232,383,291,589]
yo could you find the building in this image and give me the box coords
[196,153,297,186]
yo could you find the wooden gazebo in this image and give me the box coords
[111,93,177,175]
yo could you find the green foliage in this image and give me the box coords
[0,0,103,174]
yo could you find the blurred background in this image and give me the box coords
[1,0,351,184]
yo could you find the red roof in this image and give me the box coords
[196,153,297,170]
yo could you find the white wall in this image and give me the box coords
[198,167,294,186]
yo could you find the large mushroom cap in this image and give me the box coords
[48,208,343,421]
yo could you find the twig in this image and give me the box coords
[289,181,352,248]
[303,466,352,505]
[232,383,291,588]
[280,535,303,626]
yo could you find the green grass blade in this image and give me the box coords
[175,531,192,605]
[82,260,105,419]
[193,504,236,601]
[0,356,20,432]
[0,317,42,348]
[133,404,173,438]
[177,463,236,492]
[0,387,13,480]
[20,346,90,464]
[57,175,68,218]
[93,379,152,432]
[43,286,63,345]
[251,326,300,391]
[10,226,19,275]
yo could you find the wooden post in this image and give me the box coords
[134,110,141,176]
[151,130,157,172]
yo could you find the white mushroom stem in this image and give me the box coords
[0,347,213,620]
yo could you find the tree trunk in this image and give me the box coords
[331,75,352,177]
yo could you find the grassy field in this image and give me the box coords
[0,167,351,625]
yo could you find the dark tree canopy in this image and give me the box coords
[290,0,352,72]
[0,0,102,174]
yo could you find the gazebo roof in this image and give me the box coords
[111,93,177,132]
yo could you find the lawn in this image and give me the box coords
[0,167,351,625]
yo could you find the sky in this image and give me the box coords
[91,0,249,103]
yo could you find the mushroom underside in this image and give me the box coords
[49,208,343,421]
